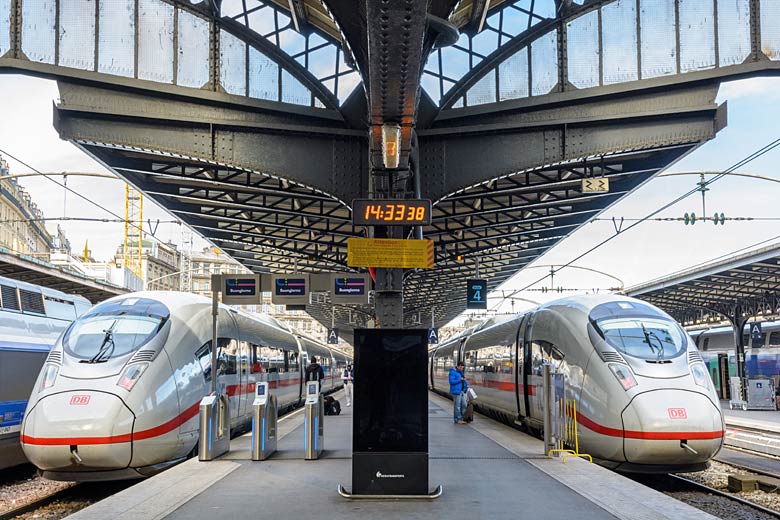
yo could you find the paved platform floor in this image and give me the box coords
[68,393,717,520]
[721,400,780,432]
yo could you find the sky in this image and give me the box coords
[0,74,779,325]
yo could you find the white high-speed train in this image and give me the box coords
[21,292,349,481]
[430,295,724,473]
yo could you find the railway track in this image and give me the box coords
[665,473,780,520]
[0,484,79,520]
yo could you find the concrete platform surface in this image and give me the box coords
[67,392,717,520]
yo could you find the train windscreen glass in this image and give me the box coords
[63,298,169,362]
[590,301,686,360]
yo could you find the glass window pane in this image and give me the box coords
[679,0,716,72]
[98,0,135,77]
[761,0,780,60]
[420,72,440,105]
[0,0,9,56]
[22,0,56,64]
[466,70,496,106]
[337,71,361,105]
[59,0,96,70]
[531,30,558,96]
[307,44,337,82]
[249,46,278,101]
[718,0,751,66]
[567,10,599,89]
[441,44,470,81]
[281,69,311,105]
[220,29,246,95]
[249,47,279,101]
[138,0,174,83]
[640,0,677,78]
[602,0,638,84]
[177,9,210,88]
[499,47,529,101]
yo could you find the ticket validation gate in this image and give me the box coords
[198,393,231,461]
[304,382,324,460]
[251,382,278,461]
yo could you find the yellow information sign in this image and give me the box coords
[347,238,434,269]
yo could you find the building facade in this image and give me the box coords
[115,239,182,291]
[0,156,53,259]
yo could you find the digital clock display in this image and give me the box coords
[352,199,432,226]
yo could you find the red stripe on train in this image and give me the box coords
[23,401,202,446]
[575,413,724,440]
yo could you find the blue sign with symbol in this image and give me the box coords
[428,328,439,344]
[466,279,487,310]
[751,322,764,345]
[327,328,339,344]
[275,278,307,296]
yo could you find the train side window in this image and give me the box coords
[1,285,19,311]
[43,296,77,321]
[702,338,710,351]
[219,338,238,375]
[19,289,45,314]
[286,351,300,371]
[196,343,212,382]
[769,332,780,348]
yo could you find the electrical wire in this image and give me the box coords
[0,147,178,246]
[499,136,780,300]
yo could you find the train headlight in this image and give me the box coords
[690,362,711,390]
[40,364,59,391]
[117,363,149,391]
[608,363,638,391]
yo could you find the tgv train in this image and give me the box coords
[21,292,349,481]
[430,295,724,473]
[0,276,90,470]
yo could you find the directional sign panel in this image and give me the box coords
[347,238,434,269]
[331,273,370,304]
[220,274,261,305]
[751,322,764,346]
[466,279,487,310]
[582,177,609,193]
[327,328,339,344]
[271,274,310,305]
[428,328,439,345]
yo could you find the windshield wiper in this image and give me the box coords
[86,320,118,363]
[640,323,658,354]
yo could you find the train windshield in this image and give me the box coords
[590,301,686,360]
[63,298,169,362]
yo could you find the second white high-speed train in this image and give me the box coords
[430,295,724,473]
[21,292,349,481]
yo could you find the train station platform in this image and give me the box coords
[67,393,716,520]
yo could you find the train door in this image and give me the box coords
[521,313,535,421]
[718,353,730,400]
[238,341,250,418]
[514,315,528,420]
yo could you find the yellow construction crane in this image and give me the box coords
[124,184,144,279]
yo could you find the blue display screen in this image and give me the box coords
[275,278,307,296]
[334,277,366,296]
[225,278,257,297]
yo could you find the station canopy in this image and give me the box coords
[8,0,779,335]
[627,243,780,326]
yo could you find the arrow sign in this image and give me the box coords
[581,177,610,193]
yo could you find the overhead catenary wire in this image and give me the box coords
[0,147,179,247]
[499,136,780,301]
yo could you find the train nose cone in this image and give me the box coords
[21,391,135,472]
[621,389,723,466]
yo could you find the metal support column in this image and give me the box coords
[731,310,749,392]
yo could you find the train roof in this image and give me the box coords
[0,273,91,304]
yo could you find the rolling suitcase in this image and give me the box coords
[464,401,474,423]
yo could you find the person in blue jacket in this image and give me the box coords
[449,360,468,424]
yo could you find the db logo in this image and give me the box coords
[69,395,91,405]
[668,408,687,420]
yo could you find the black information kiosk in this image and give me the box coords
[340,328,440,498]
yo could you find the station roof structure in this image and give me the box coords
[2,0,780,333]
[0,248,127,303]
[626,243,780,326]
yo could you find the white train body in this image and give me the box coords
[21,292,348,481]
[430,294,724,473]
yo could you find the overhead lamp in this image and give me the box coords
[381,124,401,169]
